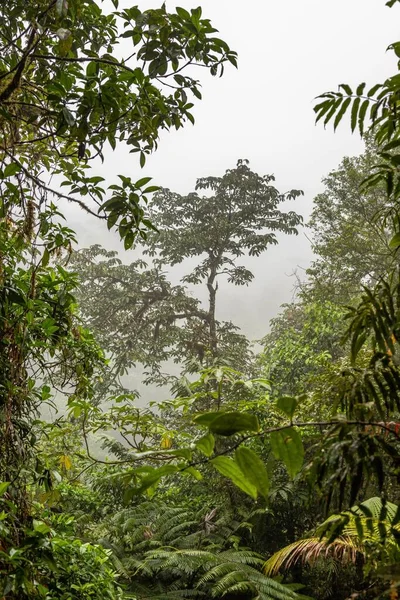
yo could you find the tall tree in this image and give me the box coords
[145,159,303,357]
[306,144,395,303]
[0,0,235,475]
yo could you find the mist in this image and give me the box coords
[63,0,399,342]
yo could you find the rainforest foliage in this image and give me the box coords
[2,1,400,599]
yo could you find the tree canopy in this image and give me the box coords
[145,159,303,355]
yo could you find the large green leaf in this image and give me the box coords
[195,432,215,457]
[193,412,221,427]
[270,428,304,479]
[276,396,299,420]
[211,456,257,499]
[194,411,259,436]
[235,446,269,498]
[3,163,20,178]
[210,412,259,436]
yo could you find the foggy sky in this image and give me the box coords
[65,0,400,340]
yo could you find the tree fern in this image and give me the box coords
[95,501,304,599]
[145,547,300,600]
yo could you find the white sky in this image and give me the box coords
[67,0,400,340]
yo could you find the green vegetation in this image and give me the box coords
[3,1,400,599]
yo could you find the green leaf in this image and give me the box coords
[0,482,10,497]
[367,83,382,97]
[176,6,191,20]
[107,212,119,230]
[42,248,50,269]
[356,83,366,96]
[193,412,222,427]
[62,107,75,126]
[270,428,304,479]
[135,177,152,188]
[195,433,215,457]
[124,231,135,250]
[191,6,202,20]
[339,83,353,95]
[211,456,257,499]
[383,139,400,152]
[351,97,361,132]
[33,520,51,534]
[334,97,351,131]
[389,232,400,250]
[210,412,259,436]
[358,99,369,135]
[276,396,299,420]
[126,465,180,501]
[324,97,343,126]
[183,467,203,481]
[193,411,259,435]
[235,446,269,498]
[314,99,334,123]
[4,163,21,178]
[86,61,98,78]
[143,185,160,194]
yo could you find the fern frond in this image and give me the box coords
[211,571,256,597]
[355,496,397,520]
[218,549,264,565]
[137,590,205,599]
[103,501,304,599]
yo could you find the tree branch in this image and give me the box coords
[78,418,400,471]
[31,54,137,75]
[2,149,107,219]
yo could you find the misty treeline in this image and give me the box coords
[2,1,400,599]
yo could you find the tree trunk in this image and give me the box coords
[207,265,218,357]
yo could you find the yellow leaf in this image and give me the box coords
[60,455,72,470]
[161,435,172,449]
[38,490,61,506]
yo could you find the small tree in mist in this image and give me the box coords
[72,245,209,386]
[146,159,303,357]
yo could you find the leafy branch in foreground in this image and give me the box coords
[72,366,400,509]
[0,0,237,244]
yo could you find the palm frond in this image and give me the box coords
[264,536,359,576]
[265,497,400,577]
